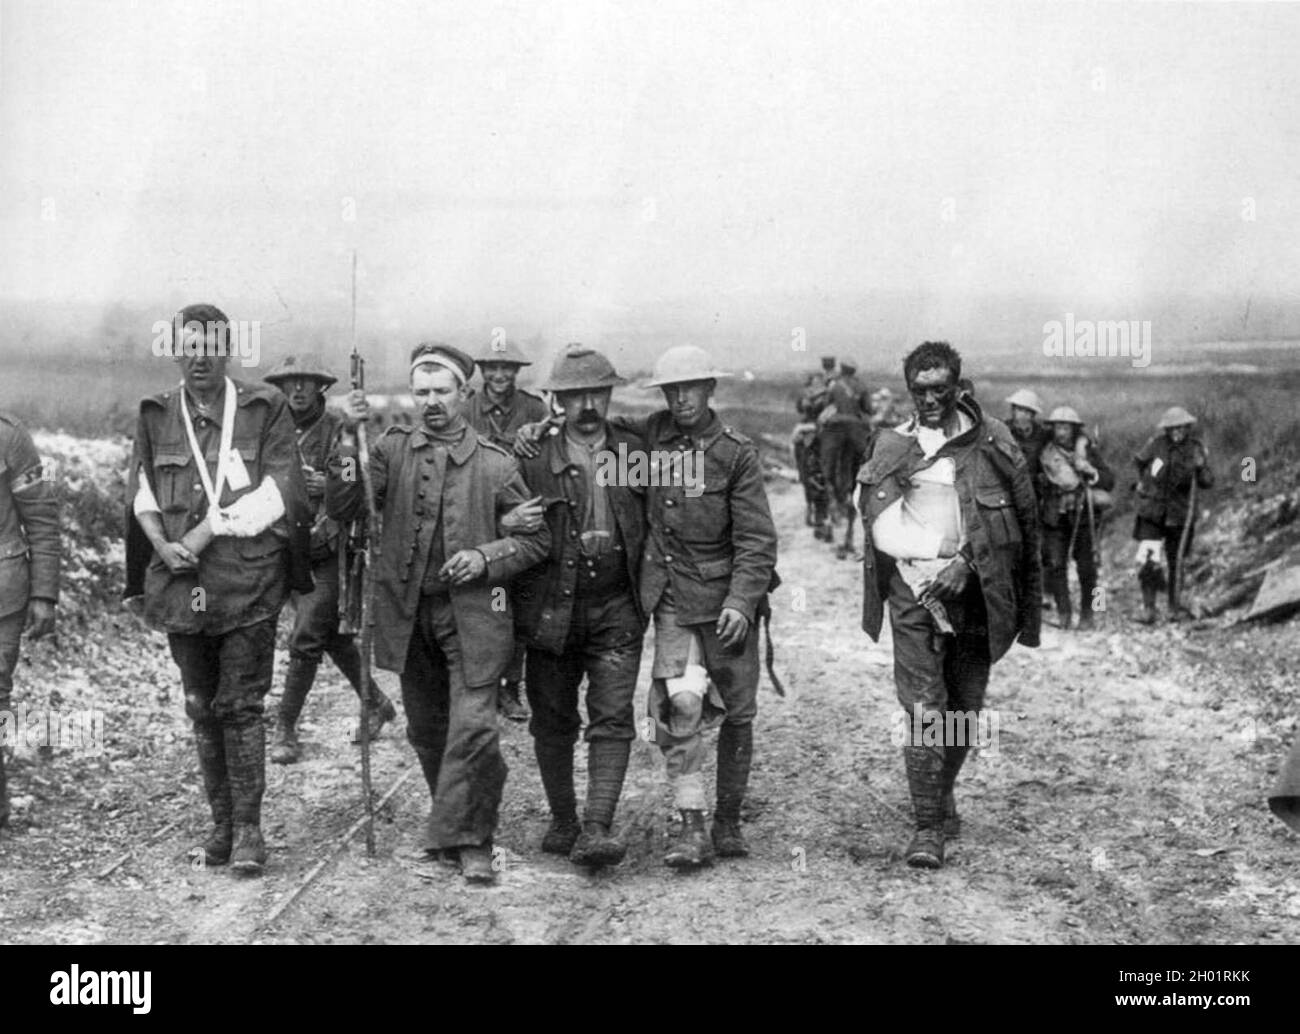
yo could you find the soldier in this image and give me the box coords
[326,342,549,884]
[513,345,647,867]
[466,338,550,723]
[793,364,831,538]
[261,355,396,764]
[616,345,778,868]
[1004,389,1049,485]
[0,413,60,832]
[124,304,311,875]
[1132,406,1213,624]
[857,341,1040,868]
[1037,406,1113,631]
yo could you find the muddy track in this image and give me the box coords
[1,481,1298,944]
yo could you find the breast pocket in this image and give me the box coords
[152,451,198,525]
[976,487,1022,547]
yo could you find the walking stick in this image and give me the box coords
[1173,476,1198,616]
[1085,484,1101,617]
[348,251,378,856]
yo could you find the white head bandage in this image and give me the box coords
[410,353,467,386]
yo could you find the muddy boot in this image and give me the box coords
[902,746,945,868]
[535,738,579,854]
[271,656,316,765]
[712,722,753,858]
[225,723,268,876]
[497,679,528,723]
[665,809,714,869]
[571,739,630,866]
[193,721,232,864]
[460,841,496,885]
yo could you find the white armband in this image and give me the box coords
[208,477,285,537]
[133,469,161,516]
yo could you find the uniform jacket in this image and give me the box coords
[124,380,312,635]
[0,413,60,619]
[1037,438,1115,529]
[824,374,872,426]
[465,388,550,450]
[1009,421,1050,491]
[325,423,549,681]
[1133,434,1214,528]
[514,424,648,654]
[612,410,778,627]
[293,403,346,557]
[856,398,1041,662]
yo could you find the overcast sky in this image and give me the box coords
[2,0,1298,364]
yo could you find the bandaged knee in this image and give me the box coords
[665,635,709,737]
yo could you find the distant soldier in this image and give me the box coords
[793,356,836,538]
[465,338,550,722]
[125,304,311,875]
[1004,390,1049,495]
[869,387,904,430]
[327,343,549,884]
[819,359,874,553]
[617,345,778,868]
[513,345,647,867]
[857,341,1040,868]
[1037,407,1114,631]
[261,356,396,764]
[1132,406,1213,624]
[0,413,60,832]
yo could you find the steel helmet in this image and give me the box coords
[1046,405,1083,425]
[537,344,627,393]
[1158,406,1196,429]
[644,345,732,388]
[1005,389,1044,415]
[263,354,339,389]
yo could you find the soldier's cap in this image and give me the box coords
[409,342,475,386]
[820,355,837,367]
[263,354,339,388]
[1005,388,1044,415]
[1047,405,1083,425]
[539,343,627,393]
[471,338,533,366]
[644,345,733,388]
[840,359,858,375]
[1158,406,1196,429]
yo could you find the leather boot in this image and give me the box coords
[940,743,968,839]
[571,739,630,866]
[193,721,232,864]
[902,745,945,868]
[271,656,317,765]
[665,809,714,868]
[225,723,268,876]
[712,722,753,857]
[334,641,397,742]
[534,738,579,854]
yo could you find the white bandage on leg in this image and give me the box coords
[208,476,286,537]
[665,634,709,737]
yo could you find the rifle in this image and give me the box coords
[337,251,378,854]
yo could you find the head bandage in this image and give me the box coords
[410,353,467,386]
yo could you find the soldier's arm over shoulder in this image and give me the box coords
[477,448,550,580]
[2,416,60,602]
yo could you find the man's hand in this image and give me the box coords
[716,607,750,650]
[1077,459,1098,484]
[339,388,371,429]
[926,556,971,602]
[499,495,545,535]
[178,518,214,558]
[24,599,55,639]
[512,419,554,459]
[440,548,487,585]
[156,540,199,573]
[303,467,327,498]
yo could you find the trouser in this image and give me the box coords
[168,616,279,827]
[525,589,642,826]
[287,555,382,706]
[400,593,507,851]
[649,589,759,811]
[1042,515,1098,619]
[886,570,992,825]
[0,607,27,828]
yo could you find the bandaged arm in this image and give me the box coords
[133,468,285,554]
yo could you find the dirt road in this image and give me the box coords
[1,481,1297,944]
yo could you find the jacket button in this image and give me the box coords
[665,499,675,507]
[418,490,426,499]
[569,529,577,539]
[877,490,886,499]
[569,468,579,477]
[664,555,674,563]
[565,560,575,568]
[562,589,572,597]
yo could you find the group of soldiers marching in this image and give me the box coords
[0,311,1233,885]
